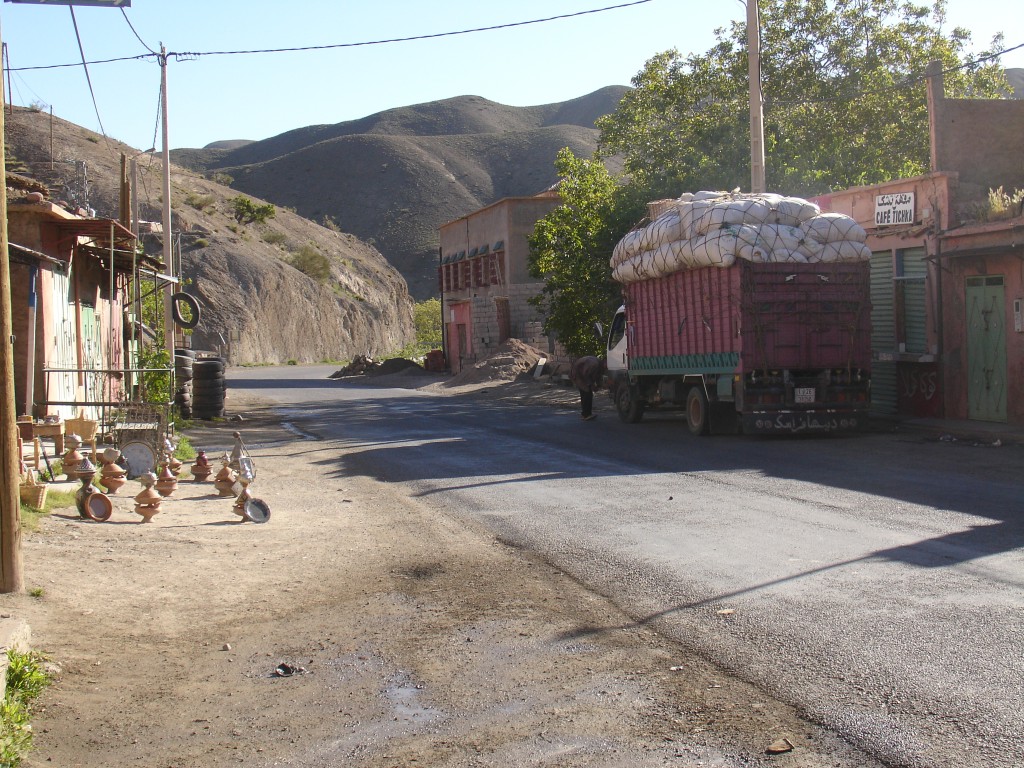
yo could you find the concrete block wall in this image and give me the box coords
[471,296,501,352]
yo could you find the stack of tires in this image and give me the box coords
[174,348,194,419]
[192,357,226,420]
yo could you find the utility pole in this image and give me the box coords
[0,15,25,593]
[747,0,766,193]
[2,0,131,593]
[160,45,175,364]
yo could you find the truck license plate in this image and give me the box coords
[795,387,816,404]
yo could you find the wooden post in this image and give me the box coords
[0,19,26,593]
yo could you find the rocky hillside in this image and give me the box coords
[172,87,629,298]
[4,106,414,365]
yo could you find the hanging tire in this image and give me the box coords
[686,387,710,436]
[171,292,201,330]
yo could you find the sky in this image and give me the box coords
[1,0,1021,151]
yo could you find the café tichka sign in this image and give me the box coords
[874,192,915,227]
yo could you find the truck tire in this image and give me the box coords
[686,387,711,436]
[615,386,645,423]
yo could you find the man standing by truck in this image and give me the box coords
[570,355,605,421]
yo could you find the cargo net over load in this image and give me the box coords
[611,190,870,284]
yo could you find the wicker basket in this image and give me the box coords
[19,483,48,509]
[66,416,98,441]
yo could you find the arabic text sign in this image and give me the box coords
[875,192,915,226]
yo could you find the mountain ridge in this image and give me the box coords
[172,86,629,298]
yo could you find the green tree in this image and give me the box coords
[230,195,276,225]
[527,149,644,357]
[413,298,442,350]
[597,0,1007,197]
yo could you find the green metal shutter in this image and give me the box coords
[870,251,897,415]
[899,248,928,355]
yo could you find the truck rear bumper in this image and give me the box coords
[743,409,868,434]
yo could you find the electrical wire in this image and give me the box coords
[121,6,158,56]
[173,0,655,58]
[10,0,656,70]
[68,6,109,140]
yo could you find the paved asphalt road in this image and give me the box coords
[227,365,1024,768]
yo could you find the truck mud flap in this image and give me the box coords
[743,410,867,435]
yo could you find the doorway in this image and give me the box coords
[965,275,1007,421]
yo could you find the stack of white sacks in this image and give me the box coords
[611,190,870,285]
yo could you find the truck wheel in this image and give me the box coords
[616,386,645,423]
[686,387,710,436]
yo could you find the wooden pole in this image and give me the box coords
[0,18,25,594]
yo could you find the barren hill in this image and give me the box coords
[173,87,629,298]
[4,106,414,365]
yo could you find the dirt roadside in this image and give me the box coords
[4,377,877,768]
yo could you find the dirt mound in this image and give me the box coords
[367,358,426,376]
[443,339,546,387]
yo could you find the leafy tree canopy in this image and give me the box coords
[596,0,1008,198]
[527,149,645,357]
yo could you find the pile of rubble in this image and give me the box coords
[328,355,380,378]
[329,355,427,379]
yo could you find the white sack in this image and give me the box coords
[801,213,868,244]
[818,240,872,262]
[691,229,742,268]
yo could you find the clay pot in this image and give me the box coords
[155,463,178,497]
[63,446,84,480]
[134,472,162,522]
[213,464,237,497]
[191,451,212,482]
[74,456,97,484]
[98,449,128,494]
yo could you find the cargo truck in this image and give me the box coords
[603,192,872,435]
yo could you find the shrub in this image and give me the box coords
[984,187,1024,222]
[230,196,275,225]
[185,192,215,211]
[193,238,209,248]
[0,650,51,766]
[289,244,331,283]
[209,172,234,186]
[262,230,287,246]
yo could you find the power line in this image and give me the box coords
[9,0,656,70]
[68,6,108,140]
[120,6,158,56]
[173,0,656,58]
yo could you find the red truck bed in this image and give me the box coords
[624,261,871,373]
